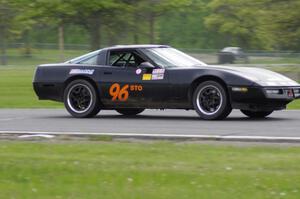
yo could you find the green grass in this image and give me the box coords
[262,65,300,73]
[287,100,300,109]
[249,57,300,65]
[0,141,300,199]
[0,48,89,108]
[0,65,62,108]
[6,48,88,66]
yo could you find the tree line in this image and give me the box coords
[0,0,299,64]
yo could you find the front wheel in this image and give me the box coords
[64,79,101,118]
[116,108,145,116]
[193,81,232,120]
[241,110,273,118]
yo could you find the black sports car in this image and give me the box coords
[33,45,300,120]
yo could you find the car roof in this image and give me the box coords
[102,44,170,51]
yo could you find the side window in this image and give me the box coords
[109,51,145,68]
[109,52,131,67]
[78,54,98,65]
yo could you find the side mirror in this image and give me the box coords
[138,62,155,69]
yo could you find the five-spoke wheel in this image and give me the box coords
[193,81,232,120]
[64,79,101,118]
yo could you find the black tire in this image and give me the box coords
[241,110,273,118]
[64,79,101,118]
[116,108,145,116]
[193,81,232,120]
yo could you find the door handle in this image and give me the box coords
[104,72,112,75]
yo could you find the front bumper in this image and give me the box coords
[229,86,300,111]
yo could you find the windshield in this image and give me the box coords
[66,50,101,64]
[140,47,207,68]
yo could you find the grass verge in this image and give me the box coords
[0,65,62,108]
[0,141,300,198]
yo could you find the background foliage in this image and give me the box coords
[1,0,300,53]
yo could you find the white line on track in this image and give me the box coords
[1,130,300,143]
[0,117,24,122]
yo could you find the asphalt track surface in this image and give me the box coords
[0,109,300,138]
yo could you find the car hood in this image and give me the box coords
[206,65,299,87]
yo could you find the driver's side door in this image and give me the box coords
[99,49,170,108]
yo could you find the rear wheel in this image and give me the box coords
[193,81,232,120]
[116,108,144,116]
[241,110,273,118]
[64,79,101,118]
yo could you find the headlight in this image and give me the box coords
[266,89,282,94]
[293,88,300,98]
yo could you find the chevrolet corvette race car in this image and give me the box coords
[33,45,300,120]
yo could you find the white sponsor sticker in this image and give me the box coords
[152,69,165,74]
[151,68,165,80]
[152,73,164,80]
[70,69,95,75]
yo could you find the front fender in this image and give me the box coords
[190,69,256,87]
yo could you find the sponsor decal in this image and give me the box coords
[135,68,142,75]
[142,74,152,80]
[142,69,165,81]
[109,83,143,101]
[130,85,143,92]
[152,69,165,74]
[70,69,94,75]
[152,73,164,80]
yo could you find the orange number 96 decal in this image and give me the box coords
[109,83,129,101]
[109,83,143,101]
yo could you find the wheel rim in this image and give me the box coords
[196,85,223,115]
[67,84,93,114]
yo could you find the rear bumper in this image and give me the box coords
[229,86,300,111]
[33,82,64,102]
